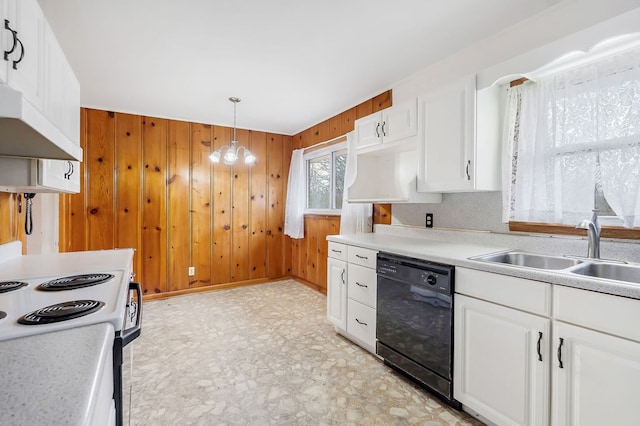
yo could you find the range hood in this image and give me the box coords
[0,86,82,161]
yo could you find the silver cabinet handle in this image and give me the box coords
[340,269,345,284]
[466,160,471,180]
[356,282,368,288]
[537,332,543,362]
[375,122,381,138]
[355,254,368,260]
[381,121,387,136]
[331,249,342,254]
[355,318,368,326]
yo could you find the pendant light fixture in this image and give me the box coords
[209,97,256,165]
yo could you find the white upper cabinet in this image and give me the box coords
[43,21,80,145]
[0,157,79,193]
[354,99,418,151]
[2,0,44,109]
[417,75,501,192]
[0,0,81,162]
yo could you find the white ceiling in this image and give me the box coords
[38,0,562,135]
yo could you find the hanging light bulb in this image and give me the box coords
[209,97,256,166]
[223,143,238,165]
[209,150,221,163]
[243,149,256,165]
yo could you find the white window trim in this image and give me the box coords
[303,141,347,214]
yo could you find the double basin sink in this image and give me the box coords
[472,251,640,285]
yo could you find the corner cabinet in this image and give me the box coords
[326,241,378,354]
[417,75,501,192]
[551,286,640,426]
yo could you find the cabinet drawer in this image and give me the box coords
[347,246,377,269]
[347,263,377,308]
[555,286,640,343]
[328,242,347,261]
[456,267,551,317]
[347,299,376,349]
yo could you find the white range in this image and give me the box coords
[0,241,141,426]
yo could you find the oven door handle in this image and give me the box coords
[122,281,142,347]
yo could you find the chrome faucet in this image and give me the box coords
[576,210,601,259]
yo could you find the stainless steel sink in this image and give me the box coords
[473,251,584,270]
[569,262,640,284]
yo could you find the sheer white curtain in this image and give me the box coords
[284,149,305,238]
[503,46,640,227]
[340,132,372,234]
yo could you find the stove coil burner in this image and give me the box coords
[0,281,28,294]
[18,300,105,325]
[37,273,115,291]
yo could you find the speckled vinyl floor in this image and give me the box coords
[129,279,482,426]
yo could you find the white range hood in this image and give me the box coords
[0,86,82,161]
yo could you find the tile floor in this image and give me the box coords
[130,279,482,425]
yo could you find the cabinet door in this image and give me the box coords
[454,294,550,426]
[552,322,640,426]
[327,257,347,331]
[418,75,475,192]
[39,159,79,193]
[353,112,382,149]
[381,99,417,144]
[6,0,44,109]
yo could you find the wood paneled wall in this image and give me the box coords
[59,108,292,296]
[0,193,25,248]
[289,91,393,294]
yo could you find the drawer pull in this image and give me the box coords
[331,249,342,253]
[355,282,368,288]
[537,331,543,362]
[355,318,368,326]
[355,254,368,260]
[557,337,564,369]
[341,269,345,284]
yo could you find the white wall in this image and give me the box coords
[25,193,59,254]
[389,1,640,230]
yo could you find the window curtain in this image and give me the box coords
[284,149,305,238]
[503,47,640,228]
[340,132,373,234]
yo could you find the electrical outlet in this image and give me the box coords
[425,213,434,228]
[188,266,195,276]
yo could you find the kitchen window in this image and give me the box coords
[305,144,347,214]
[503,41,640,232]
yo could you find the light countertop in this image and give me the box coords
[0,323,114,426]
[328,233,640,300]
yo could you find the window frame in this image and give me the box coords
[304,142,347,215]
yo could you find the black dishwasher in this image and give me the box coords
[376,252,459,408]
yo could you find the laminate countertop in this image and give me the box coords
[328,233,640,300]
[0,323,114,426]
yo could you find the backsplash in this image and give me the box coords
[392,192,507,233]
[388,191,640,263]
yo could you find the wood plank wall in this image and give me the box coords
[59,108,292,297]
[289,90,393,294]
[0,193,26,248]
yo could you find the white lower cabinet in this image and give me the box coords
[552,321,640,426]
[327,255,347,332]
[326,241,378,354]
[455,294,550,426]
